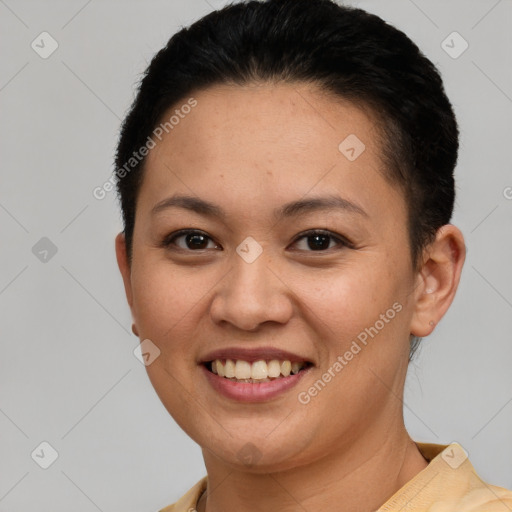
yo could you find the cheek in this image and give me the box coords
[130,259,201,350]
[287,259,399,336]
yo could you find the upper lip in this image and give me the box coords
[199,346,314,364]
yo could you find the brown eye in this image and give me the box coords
[291,230,351,252]
[162,230,219,251]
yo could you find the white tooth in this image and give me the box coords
[224,359,236,378]
[211,361,218,374]
[280,360,291,377]
[216,360,225,377]
[235,360,252,379]
[251,360,268,380]
[267,360,281,378]
[291,362,302,375]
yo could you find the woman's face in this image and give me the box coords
[117,83,424,471]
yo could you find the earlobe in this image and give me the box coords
[115,232,134,309]
[409,224,466,337]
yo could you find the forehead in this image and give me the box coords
[150,82,380,163]
[140,82,406,226]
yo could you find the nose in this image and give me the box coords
[209,248,294,331]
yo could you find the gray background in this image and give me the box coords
[1,0,511,510]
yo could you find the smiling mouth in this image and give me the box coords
[204,359,313,383]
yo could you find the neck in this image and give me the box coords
[197,424,428,512]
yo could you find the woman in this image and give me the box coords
[113,0,512,510]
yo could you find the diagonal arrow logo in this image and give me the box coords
[31,31,59,59]
[31,441,59,469]
[440,31,468,59]
[32,237,58,263]
[236,236,263,263]
[134,339,161,366]
[339,134,365,161]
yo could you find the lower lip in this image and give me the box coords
[201,364,312,403]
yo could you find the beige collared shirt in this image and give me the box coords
[159,442,512,511]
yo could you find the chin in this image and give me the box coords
[199,433,316,473]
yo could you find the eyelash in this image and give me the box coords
[160,229,353,253]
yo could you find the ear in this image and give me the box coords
[410,224,466,337]
[115,231,134,310]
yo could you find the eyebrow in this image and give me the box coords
[151,193,369,221]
